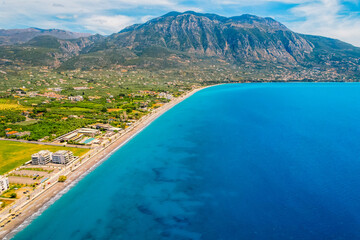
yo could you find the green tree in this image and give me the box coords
[58,176,67,182]
[10,193,17,198]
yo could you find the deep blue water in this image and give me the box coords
[12,83,360,240]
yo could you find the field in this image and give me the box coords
[0,99,27,111]
[0,140,89,174]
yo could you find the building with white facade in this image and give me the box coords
[31,150,52,165]
[52,150,74,165]
[0,176,9,193]
[78,128,100,137]
[68,95,84,102]
[158,92,173,100]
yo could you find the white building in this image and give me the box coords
[32,150,53,165]
[158,92,173,100]
[0,176,9,193]
[78,128,100,137]
[68,95,84,102]
[52,150,74,165]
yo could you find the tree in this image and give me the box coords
[101,107,107,113]
[10,193,17,198]
[58,176,67,182]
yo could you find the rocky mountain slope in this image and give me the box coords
[106,11,314,64]
[82,11,360,74]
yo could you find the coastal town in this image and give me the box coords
[1,2,360,238]
[0,85,204,238]
[0,64,206,237]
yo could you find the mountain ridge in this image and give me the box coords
[0,11,359,81]
[0,27,92,45]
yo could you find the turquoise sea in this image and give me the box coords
[11,83,360,239]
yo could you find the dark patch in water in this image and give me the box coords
[137,204,153,215]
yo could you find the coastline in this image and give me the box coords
[0,85,211,240]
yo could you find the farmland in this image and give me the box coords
[0,99,27,111]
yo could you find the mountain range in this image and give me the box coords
[1,11,359,80]
[0,28,91,45]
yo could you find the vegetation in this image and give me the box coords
[0,99,27,111]
[0,140,89,174]
[1,184,23,199]
[0,66,197,141]
[21,167,54,173]
[8,173,43,180]
[58,176,67,182]
[0,199,13,210]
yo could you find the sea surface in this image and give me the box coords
[12,83,360,240]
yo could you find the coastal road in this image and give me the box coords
[0,138,91,149]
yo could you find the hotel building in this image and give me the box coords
[52,150,74,165]
[0,176,9,193]
[31,150,52,165]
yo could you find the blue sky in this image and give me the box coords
[1,0,360,46]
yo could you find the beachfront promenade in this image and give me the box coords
[0,86,205,239]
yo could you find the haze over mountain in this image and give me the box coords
[1,11,359,80]
[0,28,91,45]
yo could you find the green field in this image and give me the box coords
[0,140,89,174]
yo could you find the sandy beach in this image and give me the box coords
[0,86,207,239]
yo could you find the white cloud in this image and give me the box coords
[82,15,136,34]
[288,0,360,46]
[0,0,202,33]
[205,0,313,6]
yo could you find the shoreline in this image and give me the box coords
[1,85,211,240]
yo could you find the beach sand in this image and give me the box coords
[0,86,207,239]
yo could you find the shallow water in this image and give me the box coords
[12,83,360,239]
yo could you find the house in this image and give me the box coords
[88,96,101,101]
[21,111,30,116]
[93,123,121,132]
[6,131,18,137]
[52,150,74,165]
[93,123,110,130]
[68,96,84,102]
[0,176,9,193]
[32,150,52,165]
[73,87,89,90]
[158,92,173,100]
[48,88,62,92]
[15,131,31,137]
[78,128,100,137]
[62,132,78,141]
[40,92,65,99]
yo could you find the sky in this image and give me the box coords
[0,0,360,46]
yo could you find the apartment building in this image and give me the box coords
[52,150,74,165]
[0,176,9,193]
[31,150,52,165]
